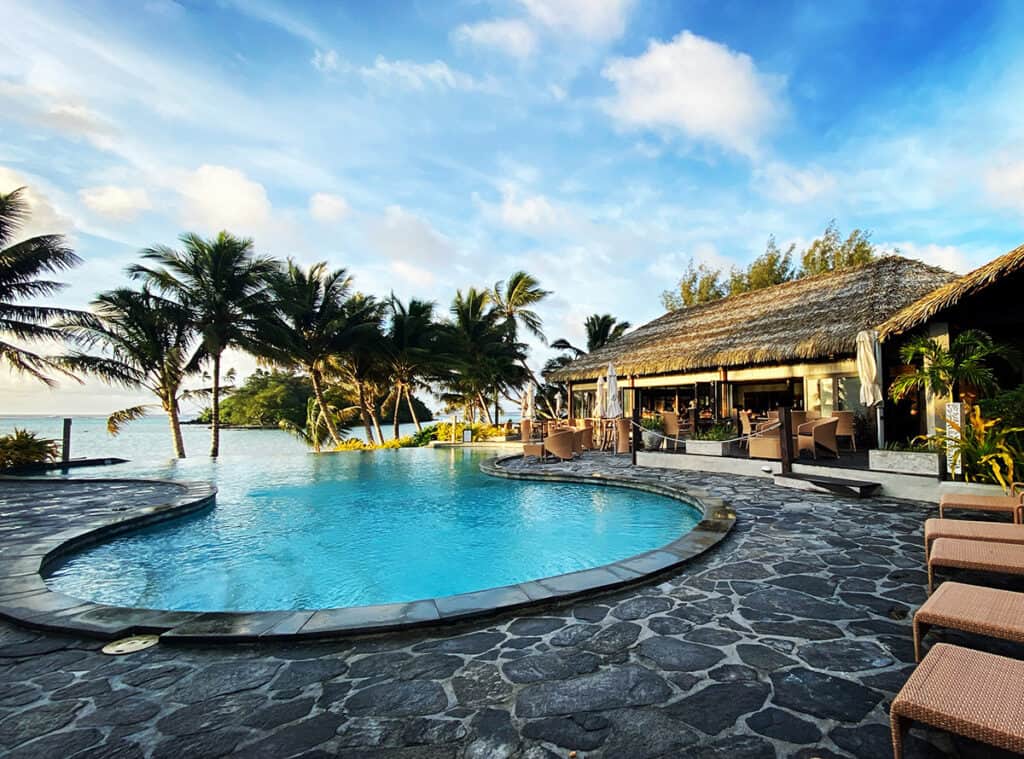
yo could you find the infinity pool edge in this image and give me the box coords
[0,459,735,642]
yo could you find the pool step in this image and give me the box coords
[774,472,882,499]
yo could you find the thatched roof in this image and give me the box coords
[877,242,1024,340]
[550,256,957,381]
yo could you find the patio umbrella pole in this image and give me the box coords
[632,388,640,466]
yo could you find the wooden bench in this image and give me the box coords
[928,538,1024,593]
[924,518,1024,556]
[891,643,1024,758]
[913,581,1024,660]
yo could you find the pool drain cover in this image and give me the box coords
[102,635,159,655]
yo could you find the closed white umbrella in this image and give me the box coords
[605,363,623,418]
[596,376,607,419]
[525,382,535,421]
[856,330,883,406]
[856,329,885,448]
[555,391,563,419]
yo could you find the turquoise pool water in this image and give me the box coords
[44,445,700,611]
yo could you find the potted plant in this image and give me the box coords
[641,416,664,450]
[685,423,735,457]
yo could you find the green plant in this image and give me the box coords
[641,416,664,432]
[889,329,1018,403]
[411,424,440,446]
[922,406,1024,491]
[0,429,59,469]
[692,423,734,441]
[884,439,941,453]
[433,421,503,442]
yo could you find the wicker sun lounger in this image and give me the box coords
[927,537,1024,593]
[891,643,1024,758]
[938,484,1024,523]
[924,518,1024,556]
[912,581,1024,660]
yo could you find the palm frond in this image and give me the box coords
[107,405,153,435]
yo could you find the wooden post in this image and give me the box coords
[61,418,72,463]
[779,406,793,474]
[631,388,641,466]
[567,381,574,420]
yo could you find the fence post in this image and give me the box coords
[779,406,793,474]
[62,418,72,463]
[631,388,641,466]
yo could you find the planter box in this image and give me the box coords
[869,449,942,477]
[641,430,663,451]
[685,440,730,457]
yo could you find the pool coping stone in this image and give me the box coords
[0,456,735,642]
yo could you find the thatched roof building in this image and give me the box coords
[550,256,957,382]
[878,242,1024,340]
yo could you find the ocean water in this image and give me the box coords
[3,415,698,612]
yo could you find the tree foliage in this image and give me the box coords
[660,221,877,312]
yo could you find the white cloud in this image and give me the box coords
[752,162,836,204]
[0,166,74,240]
[497,187,559,230]
[359,57,480,92]
[884,241,995,275]
[79,185,152,220]
[602,31,785,156]
[521,0,633,42]
[453,19,537,58]
[366,205,459,266]
[312,48,339,73]
[985,158,1024,214]
[178,165,271,232]
[309,192,349,222]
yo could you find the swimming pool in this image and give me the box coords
[46,447,701,611]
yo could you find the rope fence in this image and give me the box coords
[627,418,782,445]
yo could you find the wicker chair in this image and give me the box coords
[614,418,631,454]
[748,423,782,460]
[797,417,839,459]
[662,411,684,451]
[834,410,856,450]
[738,411,754,449]
[575,426,594,451]
[891,643,1024,758]
[544,430,575,461]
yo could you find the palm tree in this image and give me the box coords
[551,313,632,356]
[262,260,382,447]
[384,296,440,436]
[889,329,1018,405]
[130,232,278,457]
[61,288,199,458]
[0,187,89,385]
[490,271,549,341]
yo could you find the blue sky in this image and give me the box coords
[2,0,1023,413]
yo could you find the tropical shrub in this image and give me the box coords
[411,424,440,446]
[433,421,503,443]
[921,406,1024,491]
[884,438,941,453]
[641,416,664,432]
[692,423,735,441]
[0,429,60,469]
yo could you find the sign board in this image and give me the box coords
[945,402,962,476]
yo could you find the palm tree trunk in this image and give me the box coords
[371,408,385,444]
[392,387,402,439]
[494,391,500,425]
[310,367,342,445]
[210,352,221,457]
[357,382,374,441]
[405,387,422,432]
[168,401,186,459]
[478,392,493,424]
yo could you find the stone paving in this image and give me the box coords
[0,455,1021,758]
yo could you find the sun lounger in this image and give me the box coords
[938,484,1024,523]
[924,518,1024,556]
[927,537,1024,593]
[891,643,1024,758]
[912,581,1024,661]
